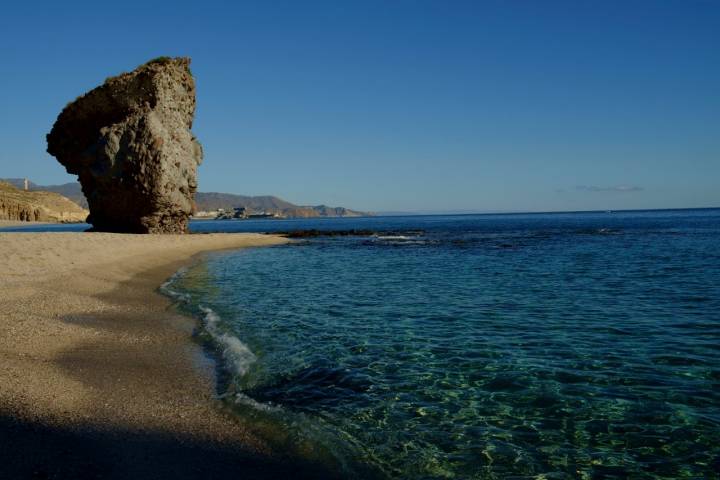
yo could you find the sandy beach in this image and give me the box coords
[0,232,339,479]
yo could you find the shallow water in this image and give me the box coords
[164,210,718,478]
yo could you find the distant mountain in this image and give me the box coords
[194,191,368,218]
[1,179,370,218]
[194,192,298,213]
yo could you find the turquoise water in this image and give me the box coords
[162,210,720,479]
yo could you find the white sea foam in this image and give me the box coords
[232,392,280,412]
[161,271,256,376]
[375,235,415,240]
[161,268,272,412]
[199,306,257,377]
[159,268,192,302]
[373,234,430,246]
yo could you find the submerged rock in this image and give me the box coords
[46,57,202,233]
[275,229,425,238]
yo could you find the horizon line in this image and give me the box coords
[371,206,720,217]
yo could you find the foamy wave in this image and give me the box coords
[199,306,257,377]
[375,235,415,240]
[159,268,192,302]
[161,269,273,412]
[371,234,430,246]
[161,272,257,376]
[232,392,280,412]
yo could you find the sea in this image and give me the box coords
[5,209,720,478]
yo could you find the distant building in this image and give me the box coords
[192,210,219,218]
[233,207,248,219]
[248,212,284,219]
[211,207,284,221]
[23,178,29,191]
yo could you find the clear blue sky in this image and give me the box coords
[0,0,718,212]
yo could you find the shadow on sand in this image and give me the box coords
[0,415,343,479]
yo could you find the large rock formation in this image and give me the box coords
[0,181,88,223]
[46,57,202,233]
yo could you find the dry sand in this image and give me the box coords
[0,232,340,479]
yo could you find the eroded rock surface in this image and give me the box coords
[47,57,202,233]
[0,181,88,223]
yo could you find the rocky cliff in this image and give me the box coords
[0,182,88,223]
[46,57,202,233]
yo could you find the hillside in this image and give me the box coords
[2,180,369,218]
[3,178,89,208]
[0,181,88,223]
[194,192,368,218]
[194,192,298,213]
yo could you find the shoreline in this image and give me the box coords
[0,232,340,479]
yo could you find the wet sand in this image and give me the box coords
[0,232,339,479]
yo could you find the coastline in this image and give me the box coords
[0,232,339,479]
